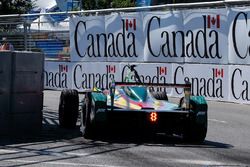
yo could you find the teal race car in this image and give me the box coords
[58,65,208,143]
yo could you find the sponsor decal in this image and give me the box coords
[125,19,136,31]
[214,68,224,78]
[159,66,167,75]
[207,15,220,29]
[59,64,68,73]
[107,65,116,73]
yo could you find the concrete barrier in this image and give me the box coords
[0,51,44,135]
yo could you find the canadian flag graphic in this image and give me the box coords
[125,19,136,31]
[207,15,220,29]
[214,68,224,78]
[107,65,116,73]
[59,64,68,73]
[159,67,167,75]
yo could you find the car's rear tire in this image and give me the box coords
[183,100,207,143]
[183,123,207,143]
[80,92,96,138]
[59,89,79,128]
[151,91,168,101]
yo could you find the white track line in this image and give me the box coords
[208,119,227,124]
[0,149,88,157]
[4,159,240,167]
[0,149,18,154]
[3,159,124,167]
[172,159,236,166]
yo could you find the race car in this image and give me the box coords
[58,65,208,143]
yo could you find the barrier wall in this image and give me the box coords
[0,51,44,135]
[70,7,250,65]
[44,5,250,104]
[44,61,250,104]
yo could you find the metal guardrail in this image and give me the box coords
[0,0,249,60]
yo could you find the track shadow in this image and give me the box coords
[0,110,81,146]
[86,131,233,149]
[0,108,233,151]
[0,109,234,167]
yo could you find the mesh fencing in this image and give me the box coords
[0,13,70,60]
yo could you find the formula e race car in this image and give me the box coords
[58,65,208,143]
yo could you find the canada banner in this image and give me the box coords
[71,62,172,92]
[70,7,250,65]
[46,6,250,104]
[183,9,228,64]
[44,61,250,104]
[105,13,144,62]
[70,15,107,62]
[229,65,250,104]
[70,9,229,64]
[44,61,172,93]
[172,63,229,101]
[71,62,121,91]
[143,11,185,63]
[228,8,250,64]
[44,62,73,90]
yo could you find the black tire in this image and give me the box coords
[80,92,96,138]
[151,91,168,101]
[80,99,86,134]
[183,123,207,143]
[183,100,207,143]
[59,89,79,128]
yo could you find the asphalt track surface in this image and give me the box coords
[0,90,250,167]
